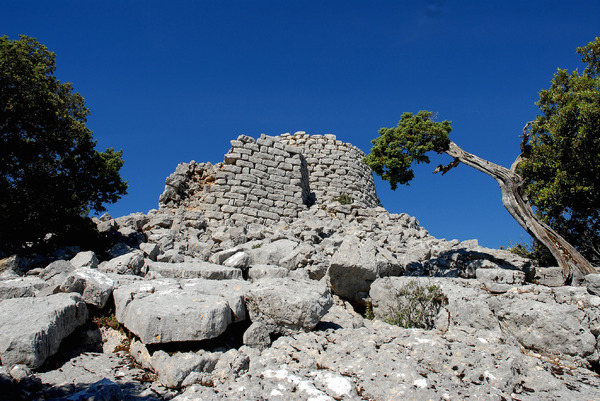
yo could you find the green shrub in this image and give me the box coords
[385,281,447,330]
[333,193,353,205]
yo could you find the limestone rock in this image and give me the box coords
[0,293,88,368]
[328,236,402,302]
[146,261,243,280]
[114,279,247,344]
[245,277,333,334]
[59,267,115,308]
[99,251,145,275]
[475,267,526,293]
[70,251,99,269]
[0,277,47,300]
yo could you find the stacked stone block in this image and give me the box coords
[159,132,379,225]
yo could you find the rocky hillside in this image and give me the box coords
[1,132,600,400]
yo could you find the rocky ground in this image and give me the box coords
[2,203,600,400]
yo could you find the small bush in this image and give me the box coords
[385,281,447,330]
[333,193,353,205]
[93,314,121,331]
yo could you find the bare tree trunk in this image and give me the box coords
[436,141,596,283]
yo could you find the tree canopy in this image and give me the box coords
[0,35,127,253]
[364,39,600,282]
[518,38,600,264]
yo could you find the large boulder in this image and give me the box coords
[327,236,403,302]
[59,268,115,308]
[245,277,333,334]
[0,293,88,368]
[114,279,248,344]
[247,239,299,267]
[99,251,145,275]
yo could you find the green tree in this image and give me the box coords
[0,35,127,253]
[518,38,600,265]
[365,108,596,284]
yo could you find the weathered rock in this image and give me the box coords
[328,236,402,302]
[245,277,333,334]
[242,321,271,350]
[0,293,88,368]
[99,251,145,275]
[585,273,600,296]
[39,260,75,284]
[139,242,160,261]
[532,266,565,287]
[0,255,24,278]
[151,350,219,389]
[59,268,115,308]
[114,279,247,344]
[247,264,289,281]
[0,277,47,300]
[475,267,526,293]
[156,249,185,263]
[247,239,299,266]
[146,261,243,280]
[488,289,598,362]
[223,251,249,269]
[70,251,99,269]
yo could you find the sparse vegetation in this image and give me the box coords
[333,193,353,205]
[252,243,263,249]
[384,281,447,330]
[92,314,121,331]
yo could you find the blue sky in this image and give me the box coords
[2,1,599,249]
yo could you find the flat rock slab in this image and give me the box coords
[114,279,248,344]
[245,277,333,334]
[0,293,88,368]
[0,277,48,300]
[147,261,243,280]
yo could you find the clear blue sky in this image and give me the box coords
[3,1,599,249]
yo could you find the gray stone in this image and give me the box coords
[0,277,47,300]
[59,267,115,308]
[156,249,185,263]
[245,277,333,334]
[209,248,239,264]
[247,239,299,266]
[328,236,403,302]
[247,264,289,281]
[475,268,526,293]
[117,289,232,344]
[0,255,24,278]
[223,251,249,269]
[114,279,247,344]
[532,266,566,287]
[146,261,243,280]
[39,260,75,283]
[99,251,145,275]
[140,242,160,261]
[70,251,99,269]
[585,273,600,295]
[242,321,271,350]
[151,350,219,389]
[0,293,88,368]
[489,293,598,361]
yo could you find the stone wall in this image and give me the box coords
[159,131,379,225]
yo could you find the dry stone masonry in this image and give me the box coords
[159,132,379,225]
[4,132,600,400]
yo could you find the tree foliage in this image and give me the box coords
[364,44,600,280]
[363,111,452,190]
[0,35,127,253]
[518,38,600,264]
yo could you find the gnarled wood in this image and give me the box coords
[435,140,596,283]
